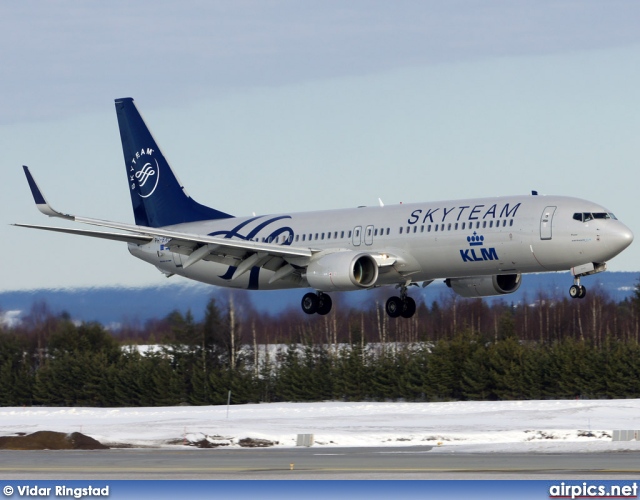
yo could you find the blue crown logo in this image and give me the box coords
[467,232,484,247]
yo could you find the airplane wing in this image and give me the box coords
[17,166,314,280]
[12,223,153,245]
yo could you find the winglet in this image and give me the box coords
[22,166,74,220]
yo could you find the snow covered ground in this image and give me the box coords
[2,399,640,453]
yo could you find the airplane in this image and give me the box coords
[15,97,634,318]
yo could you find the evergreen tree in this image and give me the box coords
[460,343,493,400]
[488,337,526,400]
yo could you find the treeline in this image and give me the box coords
[1,283,640,407]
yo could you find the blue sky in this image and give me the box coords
[2,1,640,291]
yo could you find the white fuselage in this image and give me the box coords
[128,194,633,291]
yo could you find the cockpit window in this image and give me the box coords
[592,212,616,220]
[573,212,617,222]
[573,213,593,222]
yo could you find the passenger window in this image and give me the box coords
[420,225,424,233]
[510,219,513,227]
[341,231,345,238]
[489,221,493,228]
[413,226,417,233]
[462,222,466,230]
[428,225,431,232]
[348,231,352,238]
[386,228,390,235]
[482,221,486,228]
[454,223,458,230]
[334,231,338,238]
[374,229,378,236]
[399,227,403,234]
[447,223,451,231]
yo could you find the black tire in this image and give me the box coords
[401,297,416,318]
[578,285,587,299]
[301,292,319,314]
[386,296,402,318]
[569,285,580,299]
[317,293,332,315]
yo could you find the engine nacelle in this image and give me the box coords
[306,251,379,292]
[445,274,522,298]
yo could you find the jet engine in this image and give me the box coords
[305,251,378,292]
[445,274,521,298]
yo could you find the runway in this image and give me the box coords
[2,447,639,479]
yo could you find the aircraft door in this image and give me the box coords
[540,206,557,240]
[364,225,374,245]
[352,226,362,246]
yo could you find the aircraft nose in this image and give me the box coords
[608,223,634,254]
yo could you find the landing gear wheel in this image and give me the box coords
[317,293,332,315]
[569,285,587,299]
[400,297,416,318]
[386,296,402,318]
[569,285,580,298]
[301,292,319,314]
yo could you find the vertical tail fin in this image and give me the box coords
[115,97,233,227]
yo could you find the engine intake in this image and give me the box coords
[306,251,379,292]
[445,274,521,298]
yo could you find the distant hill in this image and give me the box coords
[1,271,638,327]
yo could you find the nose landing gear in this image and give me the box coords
[569,284,586,299]
[569,280,587,299]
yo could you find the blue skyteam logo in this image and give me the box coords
[460,232,498,262]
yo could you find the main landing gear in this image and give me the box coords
[569,277,587,299]
[301,284,419,318]
[385,285,416,319]
[301,292,332,315]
